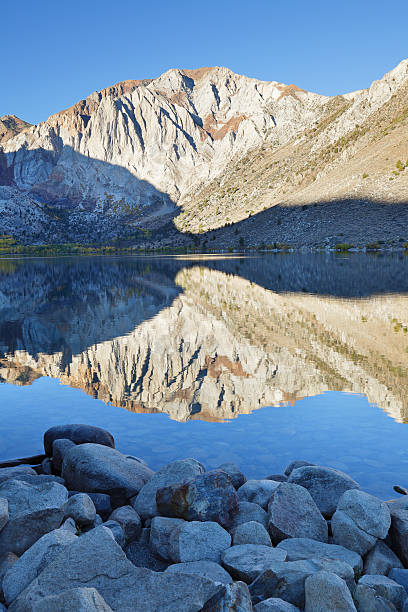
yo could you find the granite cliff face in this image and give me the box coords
[2,60,407,245]
[1,260,407,423]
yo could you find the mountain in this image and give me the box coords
[1,61,408,246]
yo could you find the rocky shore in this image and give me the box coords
[1,425,408,611]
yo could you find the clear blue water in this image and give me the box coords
[0,253,407,500]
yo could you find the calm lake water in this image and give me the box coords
[0,253,408,500]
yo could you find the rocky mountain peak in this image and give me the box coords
[0,115,32,144]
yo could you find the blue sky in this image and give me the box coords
[3,0,408,124]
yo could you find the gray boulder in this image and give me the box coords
[85,493,112,521]
[276,538,362,574]
[0,498,8,532]
[59,517,77,533]
[108,506,141,543]
[62,443,153,506]
[337,489,391,539]
[355,584,398,611]
[31,587,112,611]
[357,575,407,610]
[364,541,403,576]
[169,520,231,563]
[0,552,18,586]
[44,424,115,455]
[237,480,280,509]
[9,527,225,612]
[3,528,77,604]
[41,458,52,475]
[267,482,328,544]
[216,463,246,489]
[232,521,272,547]
[288,466,360,517]
[102,520,125,548]
[221,544,287,583]
[156,470,239,529]
[254,599,299,611]
[51,438,75,473]
[304,570,357,611]
[389,569,408,595]
[165,560,233,584]
[0,466,37,484]
[284,461,315,477]
[125,541,169,571]
[132,458,204,520]
[331,510,377,556]
[205,581,253,611]
[264,474,288,483]
[0,479,67,556]
[389,506,408,566]
[62,493,96,527]
[231,501,268,530]
[150,516,186,560]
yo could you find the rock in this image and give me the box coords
[364,541,403,576]
[62,443,153,507]
[9,527,224,611]
[204,581,253,611]
[62,493,96,527]
[254,598,300,611]
[150,516,186,560]
[304,570,357,611]
[169,520,231,563]
[238,480,281,509]
[264,474,288,483]
[233,521,272,547]
[221,544,287,583]
[248,558,355,608]
[102,520,125,548]
[216,463,246,489]
[0,552,18,586]
[11,475,65,486]
[3,528,77,604]
[125,541,169,571]
[165,560,233,584]
[355,584,398,611]
[0,479,67,556]
[284,461,315,477]
[44,424,115,456]
[31,587,113,611]
[139,527,150,544]
[389,569,408,594]
[357,575,407,610]
[108,506,141,543]
[331,510,377,556]
[51,438,75,473]
[337,489,391,539]
[231,501,268,529]
[288,466,360,517]
[389,506,408,566]
[156,470,239,529]
[86,493,112,521]
[276,537,362,574]
[267,482,328,544]
[41,458,52,475]
[0,499,8,532]
[132,458,204,520]
[0,466,36,484]
[60,517,77,533]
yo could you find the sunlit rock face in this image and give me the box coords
[0,261,407,423]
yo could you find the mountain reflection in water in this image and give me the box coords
[0,253,408,423]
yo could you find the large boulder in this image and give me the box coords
[232,521,272,547]
[132,458,204,520]
[254,599,300,611]
[44,424,115,456]
[108,506,141,544]
[0,466,37,484]
[9,527,226,612]
[3,528,77,604]
[149,516,186,560]
[354,585,398,611]
[0,479,67,556]
[207,581,253,611]
[356,575,407,610]
[304,571,357,611]
[237,480,280,509]
[230,501,268,530]
[216,463,246,490]
[389,505,408,566]
[331,510,377,556]
[31,587,112,611]
[364,541,403,576]
[61,443,153,507]
[61,493,96,527]
[221,544,287,583]
[267,482,328,544]
[169,521,231,563]
[125,541,169,571]
[0,498,8,532]
[288,466,360,517]
[51,439,75,473]
[165,560,233,584]
[276,538,362,574]
[156,470,239,529]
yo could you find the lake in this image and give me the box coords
[0,252,407,500]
